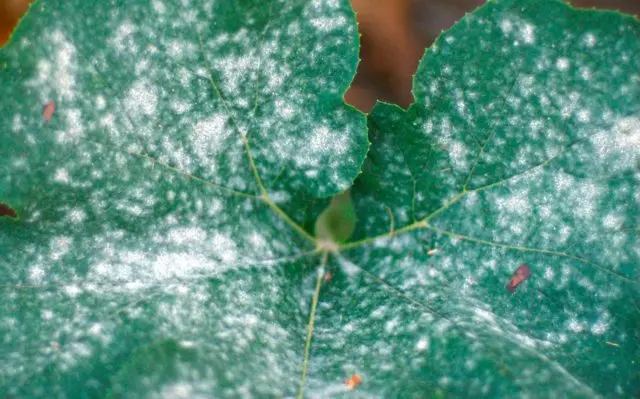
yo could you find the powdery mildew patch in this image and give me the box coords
[346,1,639,396]
[0,141,318,395]
[26,29,78,102]
[1,0,638,397]
[305,238,599,397]
[0,0,366,396]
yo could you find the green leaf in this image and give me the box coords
[343,0,640,397]
[0,0,367,397]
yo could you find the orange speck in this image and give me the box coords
[345,374,362,390]
[427,248,438,255]
[323,272,333,282]
[43,100,55,122]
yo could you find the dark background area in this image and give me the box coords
[2,0,639,112]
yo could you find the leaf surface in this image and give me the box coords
[340,0,640,397]
[1,0,639,398]
[0,0,366,397]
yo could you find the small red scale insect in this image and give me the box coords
[43,100,55,122]
[506,263,531,293]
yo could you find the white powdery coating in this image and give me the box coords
[166,39,197,59]
[576,182,602,220]
[567,318,586,333]
[151,253,218,280]
[247,232,269,253]
[192,114,232,162]
[67,208,87,223]
[3,1,365,393]
[56,108,85,143]
[210,232,239,264]
[494,188,531,216]
[111,21,137,52]
[448,140,470,170]
[310,15,347,32]
[317,237,603,396]
[167,227,207,245]
[215,52,253,94]
[28,265,46,283]
[556,58,570,71]
[156,382,215,399]
[576,109,591,123]
[308,0,345,27]
[292,125,349,169]
[171,100,192,114]
[12,114,23,132]
[26,29,78,101]
[499,19,513,34]
[499,16,535,45]
[275,99,295,120]
[521,23,535,44]
[582,33,597,48]
[212,30,260,94]
[90,230,240,284]
[601,213,623,230]
[152,0,167,14]
[590,320,608,335]
[51,30,78,100]
[590,116,640,170]
[125,79,158,117]
[292,8,638,395]
[309,126,346,155]
[50,236,73,261]
[416,337,429,351]
[53,168,71,183]
[96,95,107,110]
[3,220,301,394]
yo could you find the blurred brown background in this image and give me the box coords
[346,0,640,111]
[2,0,639,112]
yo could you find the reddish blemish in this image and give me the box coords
[345,374,362,390]
[0,202,18,219]
[507,264,531,293]
[323,272,333,282]
[43,100,55,122]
